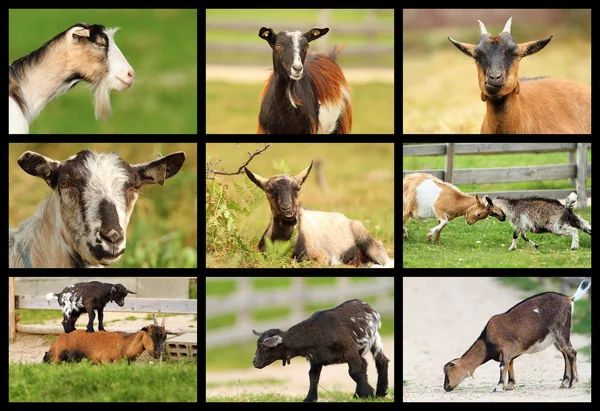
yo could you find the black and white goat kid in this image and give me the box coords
[46,281,136,333]
[252,299,389,402]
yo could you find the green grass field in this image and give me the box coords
[9,9,197,134]
[9,361,197,402]
[9,143,197,268]
[206,389,395,403]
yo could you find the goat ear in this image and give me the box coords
[261,335,283,348]
[294,161,313,186]
[68,26,91,44]
[484,195,494,208]
[17,151,62,189]
[474,193,482,205]
[518,35,553,58]
[245,167,269,191]
[133,152,185,186]
[259,27,276,48]
[448,37,476,58]
[304,28,329,43]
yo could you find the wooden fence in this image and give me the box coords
[403,143,591,207]
[206,277,394,348]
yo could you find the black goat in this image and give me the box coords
[46,281,136,333]
[252,299,389,402]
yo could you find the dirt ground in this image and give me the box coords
[205,336,395,400]
[9,312,197,364]
[403,277,591,402]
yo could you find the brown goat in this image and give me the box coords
[449,17,591,134]
[443,280,591,392]
[43,315,171,364]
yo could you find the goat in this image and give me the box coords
[245,161,393,267]
[444,280,591,392]
[9,149,185,268]
[9,22,135,134]
[43,314,171,364]
[46,281,136,333]
[257,27,351,134]
[448,17,591,134]
[403,173,506,243]
[491,193,591,251]
[252,299,389,402]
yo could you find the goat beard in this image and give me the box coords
[282,356,291,366]
[92,79,113,120]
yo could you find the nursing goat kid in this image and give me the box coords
[245,161,393,267]
[257,27,351,134]
[9,150,185,268]
[43,314,172,364]
[492,193,591,251]
[444,280,591,392]
[9,22,135,134]
[449,17,591,134]
[403,173,506,244]
[252,299,389,402]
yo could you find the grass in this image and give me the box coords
[206,388,395,402]
[9,143,197,268]
[206,82,394,134]
[9,361,196,402]
[9,9,197,134]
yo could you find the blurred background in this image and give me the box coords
[403,9,591,134]
[206,277,395,401]
[206,9,395,134]
[9,143,198,268]
[9,9,197,134]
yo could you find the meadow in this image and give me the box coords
[8,9,197,134]
[403,16,591,133]
[206,143,394,268]
[8,143,198,268]
[403,147,592,268]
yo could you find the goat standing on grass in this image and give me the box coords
[492,193,591,251]
[257,27,351,134]
[444,280,591,392]
[9,22,135,134]
[245,161,393,267]
[403,173,506,243]
[9,149,185,268]
[46,281,136,333]
[252,299,389,402]
[448,17,591,134]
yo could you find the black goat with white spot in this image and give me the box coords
[252,299,389,402]
[46,281,136,333]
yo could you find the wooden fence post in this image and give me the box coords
[445,143,455,183]
[576,143,588,208]
[568,149,576,187]
[9,277,16,342]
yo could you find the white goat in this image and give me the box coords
[9,23,135,134]
[403,173,506,243]
[9,150,185,268]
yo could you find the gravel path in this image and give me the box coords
[402,277,591,402]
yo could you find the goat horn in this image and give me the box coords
[153,314,158,326]
[477,20,488,35]
[252,329,262,336]
[127,288,136,294]
[502,17,513,34]
[161,316,165,328]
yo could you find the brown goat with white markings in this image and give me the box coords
[443,280,591,392]
[449,17,591,134]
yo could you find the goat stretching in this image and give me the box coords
[449,17,591,134]
[403,173,506,243]
[9,150,185,268]
[9,22,135,134]
[492,193,591,251]
[43,314,171,364]
[257,27,351,134]
[245,161,393,267]
[252,299,389,402]
[444,280,591,392]
[46,281,136,333]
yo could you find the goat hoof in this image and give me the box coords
[505,382,515,390]
[303,397,317,403]
[426,234,433,242]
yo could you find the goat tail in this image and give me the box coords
[565,192,577,210]
[572,280,591,301]
[45,293,58,306]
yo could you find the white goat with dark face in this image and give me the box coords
[9,22,135,134]
[9,150,186,268]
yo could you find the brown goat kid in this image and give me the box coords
[449,17,591,134]
[443,280,591,392]
[43,315,171,364]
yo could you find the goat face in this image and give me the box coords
[448,17,553,101]
[484,196,506,221]
[110,284,136,306]
[17,150,185,267]
[141,315,169,359]
[443,358,470,391]
[245,162,313,225]
[259,28,328,81]
[463,194,491,225]
[252,329,286,369]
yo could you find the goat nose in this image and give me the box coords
[100,228,123,244]
[292,64,302,72]
[489,71,502,80]
[127,69,135,80]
